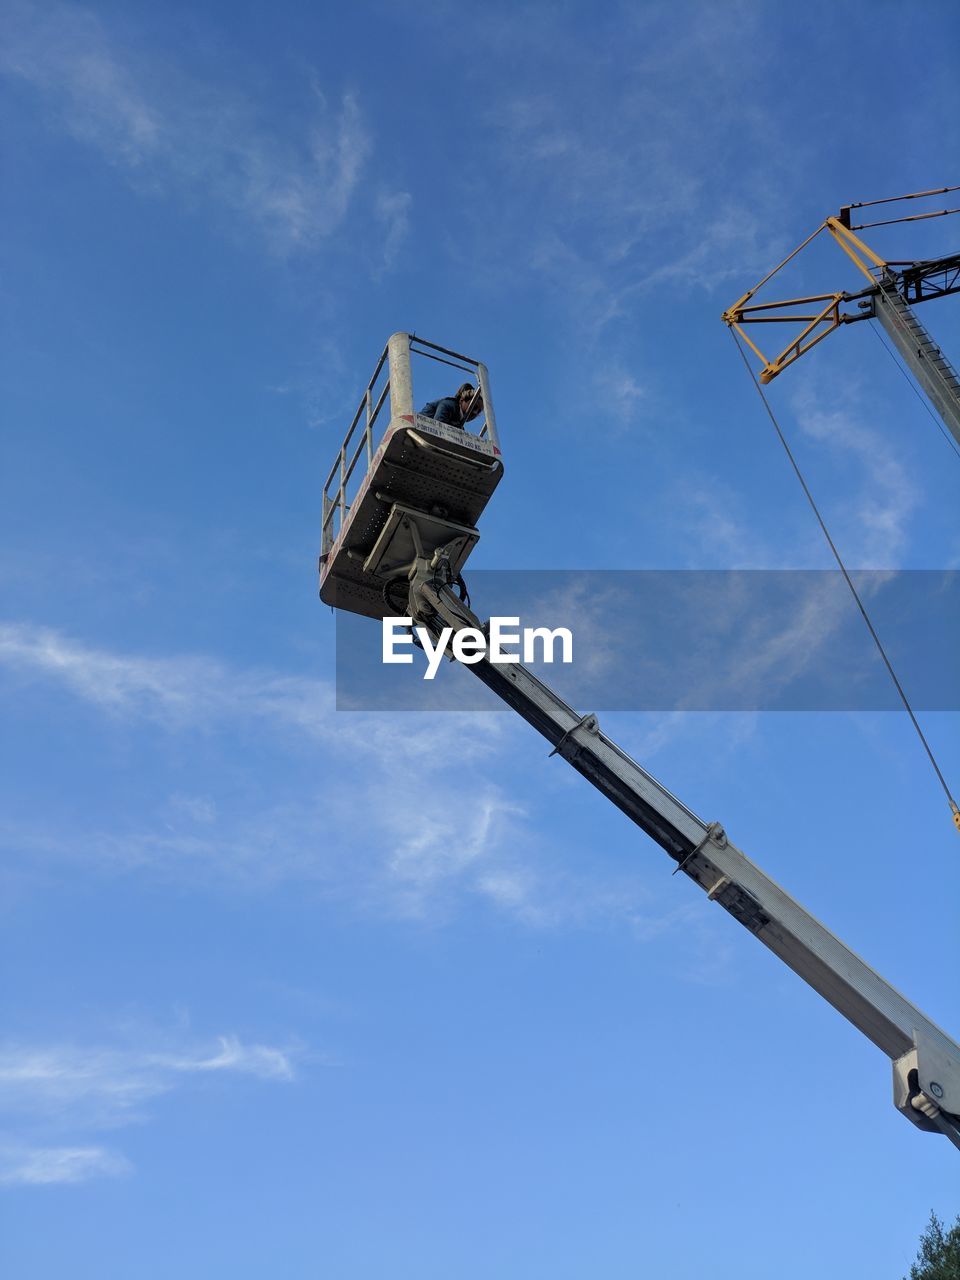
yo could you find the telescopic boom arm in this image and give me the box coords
[403,555,960,1151]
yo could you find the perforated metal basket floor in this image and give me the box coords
[319,413,504,621]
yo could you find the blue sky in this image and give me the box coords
[1,1,959,1275]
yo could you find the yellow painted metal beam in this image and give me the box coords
[722,213,892,382]
[824,216,887,283]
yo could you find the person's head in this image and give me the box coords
[456,382,483,422]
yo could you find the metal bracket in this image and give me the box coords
[893,1045,960,1150]
[673,820,727,876]
[548,713,599,759]
[670,822,767,932]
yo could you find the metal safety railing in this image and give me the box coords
[320,341,391,559]
[320,333,498,558]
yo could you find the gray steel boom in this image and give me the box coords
[869,281,960,448]
[407,567,960,1151]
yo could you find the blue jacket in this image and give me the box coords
[419,397,463,427]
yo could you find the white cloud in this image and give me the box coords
[0,621,232,725]
[381,786,528,920]
[642,204,773,294]
[0,620,723,941]
[0,622,537,916]
[0,621,503,761]
[518,577,629,683]
[680,485,784,569]
[670,572,856,711]
[157,1035,293,1080]
[1,2,162,163]
[0,1034,296,1114]
[474,8,793,336]
[789,388,920,566]
[1,1,371,254]
[376,189,413,273]
[0,1145,131,1186]
[590,364,649,432]
[0,1031,298,1186]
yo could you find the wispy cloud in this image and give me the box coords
[0,621,242,726]
[0,621,706,937]
[1,0,371,254]
[589,363,650,432]
[474,7,792,337]
[675,483,783,569]
[509,568,901,717]
[518,576,632,683]
[0,1145,132,1186]
[376,189,413,274]
[1,1,162,163]
[0,1031,297,1187]
[0,620,537,914]
[789,385,920,566]
[0,621,502,759]
[0,1036,296,1127]
[667,572,857,711]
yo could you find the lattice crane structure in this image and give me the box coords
[722,185,960,447]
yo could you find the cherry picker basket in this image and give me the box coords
[319,333,503,621]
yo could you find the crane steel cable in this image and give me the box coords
[867,318,960,462]
[729,328,960,833]
[844,184,960,213]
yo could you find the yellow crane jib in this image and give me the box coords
[723,188,960,838]
[720,219,885,384]
[722,185,960,387]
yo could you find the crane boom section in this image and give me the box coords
[317,327,960,1149]
[871,284,960,447]
[722,191,960,434]
[409,574,960,1147]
